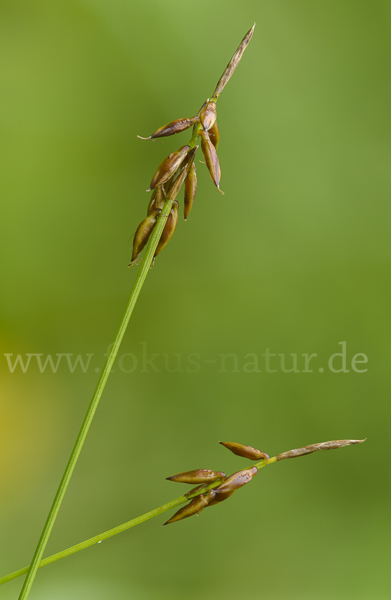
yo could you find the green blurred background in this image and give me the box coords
[1,1,390,598]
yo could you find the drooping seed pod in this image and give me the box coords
[208,121,220,149]
[147,185,166,216]
[138,117,199,140]
[129,209,160,266]
[200,101,217,131]
[163,490,215,526]
[213,466,258,494]
[200,130,222,192]
[154,200,179,258]
[166,469,226,484]
[219,441,269,462]
[184,161,197,220]
[148,145,191,191]
[277,439,366,461]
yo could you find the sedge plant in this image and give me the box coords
[8,24,366,598]
[14,25,258,600]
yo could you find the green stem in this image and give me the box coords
[1,460,276,587]
[16,198,174,600]
[16,25,256,598]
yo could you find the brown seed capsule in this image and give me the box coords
[208,121,220,149]
[166,469,227,484]
[129,210,160,266]
[200,101,217,131]
[154,200,179,257]
[163,490,215,526]
[148,145,191,191]
[219,441,269,462]
[213,467,258,494]
[184,161,197,220]
[147,185,165,215]
[200,130,222,192]
[277,439,366,461]
[138,117,199,140]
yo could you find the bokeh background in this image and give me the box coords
[1,1,390,598]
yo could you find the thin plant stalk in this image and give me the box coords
[16,26,256,600]
[1,437,365,587]
[1,458,276,587]
[16,199,174,600]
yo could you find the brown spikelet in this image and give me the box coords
[277,439,366,461]
[148,145,191,191]
[200,101,217,131]
[211,24,256,101]
[219,441,269,461]
[154,200,179,257]
[208,121,220,149]
[184,161,197,220]
[163,490,215,526]
[200,130,222,192]
[129,210,160,266]
[147,186,165,215]
[166,469,226,484]
[138,117,199,140]
[213,467,258,494]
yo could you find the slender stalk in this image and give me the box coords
[0,459,276,587]
[16,199,174,600]
[2,437,364,587]
[16,26,256,599]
